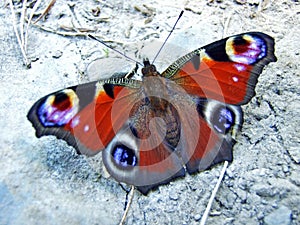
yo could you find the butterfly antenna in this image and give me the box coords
[151,10,184,64]
[88,34,143,67]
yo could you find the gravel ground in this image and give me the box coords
[0,0,299,225]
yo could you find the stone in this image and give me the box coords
[264,206,292,225]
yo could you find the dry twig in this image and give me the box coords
[119,186,135,225]
[222,11,234,38]
[9,0,31,67]
[26,0,43,50]
[33,0,57,24]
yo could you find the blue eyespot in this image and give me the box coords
[212,107,235,134]
[38,101,71,127]
[37,90,79,127]
[112,145,137,169]
[226,35,267,65]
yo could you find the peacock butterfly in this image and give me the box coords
[27,32,276,194]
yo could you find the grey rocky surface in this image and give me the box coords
[0,0,299,224]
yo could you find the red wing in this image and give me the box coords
[101,116,186,195]
[177,98,243,174]
[136,129,186,194]
[27,79,140,156]
[162,32,277,105]
[182,115,233,173]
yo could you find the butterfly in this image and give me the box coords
[27,32,276,195]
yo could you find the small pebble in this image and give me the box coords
[282,165,289,173]
[194,214,201,221]
[169,192,179,201]
[264,206,292,225]
[235,0,247,4]
[52,50,63,59]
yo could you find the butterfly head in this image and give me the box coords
[141,58,160,78]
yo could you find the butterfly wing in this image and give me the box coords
[162,32,277,105]
[179,98,243,174]
[27,76,141,156]
[160,32,276,176]
[102,120,186,194]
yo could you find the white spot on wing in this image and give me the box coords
[53,114,59,120]
[84,125,90,132]
[64,112,73,120]
[70,116,80,128]
[234,64,246,72]
[232,76,239,82]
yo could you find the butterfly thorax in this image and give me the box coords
[140,59,168,109]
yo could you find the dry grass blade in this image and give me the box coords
[26,0,43,49]
[200,161,229,225]
[29,21,95,37]
[119,186,135,225]
[9,0,31,67]
[60,25,96,33]
[222,11,234,38]
[20,0,27,47]
[33,0,57,24]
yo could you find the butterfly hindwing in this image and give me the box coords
[181,98,243,174]
[102,121,186,194]
[162,32,277,105]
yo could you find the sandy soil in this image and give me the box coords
[0,0,299,224]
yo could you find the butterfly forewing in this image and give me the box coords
[162,32,277,105]
[27,77,141,156]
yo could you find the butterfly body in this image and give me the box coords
[28,32,276,194]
